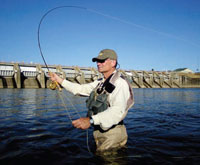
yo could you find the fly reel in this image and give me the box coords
[49,81,62,91]
[49,81,57,90]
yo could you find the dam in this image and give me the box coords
[0,62,200,89]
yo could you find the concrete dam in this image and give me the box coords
[0,62,200,89]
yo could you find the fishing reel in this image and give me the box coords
[49,81,57,90]
[49,81,62,91]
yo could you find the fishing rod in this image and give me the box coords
[37,6,89,91]
[37,6,87,71]
[37,6,93,154]
[37,6,90,118]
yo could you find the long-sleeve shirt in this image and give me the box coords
[61,71,134,130]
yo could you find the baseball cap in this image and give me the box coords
[92,49,117,62]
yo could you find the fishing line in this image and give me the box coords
[87,8,200,48]
[37,5,93,154]
[38,5,200,63]
[58,90,92,154]
[59,91,81,118]
[56,92,73,122]
[56,90,92,154]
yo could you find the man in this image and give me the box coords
[50,49,134,151]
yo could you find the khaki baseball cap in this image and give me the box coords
[92,49,118,62]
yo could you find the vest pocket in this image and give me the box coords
[86,91,108,117]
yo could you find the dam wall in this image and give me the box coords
[0,62,200,89]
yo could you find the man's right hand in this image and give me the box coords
[49,72,63,84]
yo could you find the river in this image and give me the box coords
[0,88,200,164]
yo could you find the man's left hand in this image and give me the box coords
[72,117,91,130]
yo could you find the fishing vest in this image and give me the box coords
[86,71,134,118]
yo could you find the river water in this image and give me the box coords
[0,88,200,165]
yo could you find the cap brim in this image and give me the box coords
[92,58,108,62]
[92,58,98,62]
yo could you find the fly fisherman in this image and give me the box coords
[50,49,134,151]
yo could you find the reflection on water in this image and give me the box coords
[0,88,200,164]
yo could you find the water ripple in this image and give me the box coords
[0,88,200,164]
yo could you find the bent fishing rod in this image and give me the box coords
[37,6,93,154]
[37,6,89,91]
[37,6,87,71]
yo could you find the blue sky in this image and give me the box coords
[0,0,200,72]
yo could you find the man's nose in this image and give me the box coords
[97,62,101,66]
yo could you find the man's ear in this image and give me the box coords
[111,60,117,67]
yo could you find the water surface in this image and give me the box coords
[0,88,200,164]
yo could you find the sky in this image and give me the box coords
[0,0,200,72]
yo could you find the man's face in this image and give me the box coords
[96,59,115,73]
